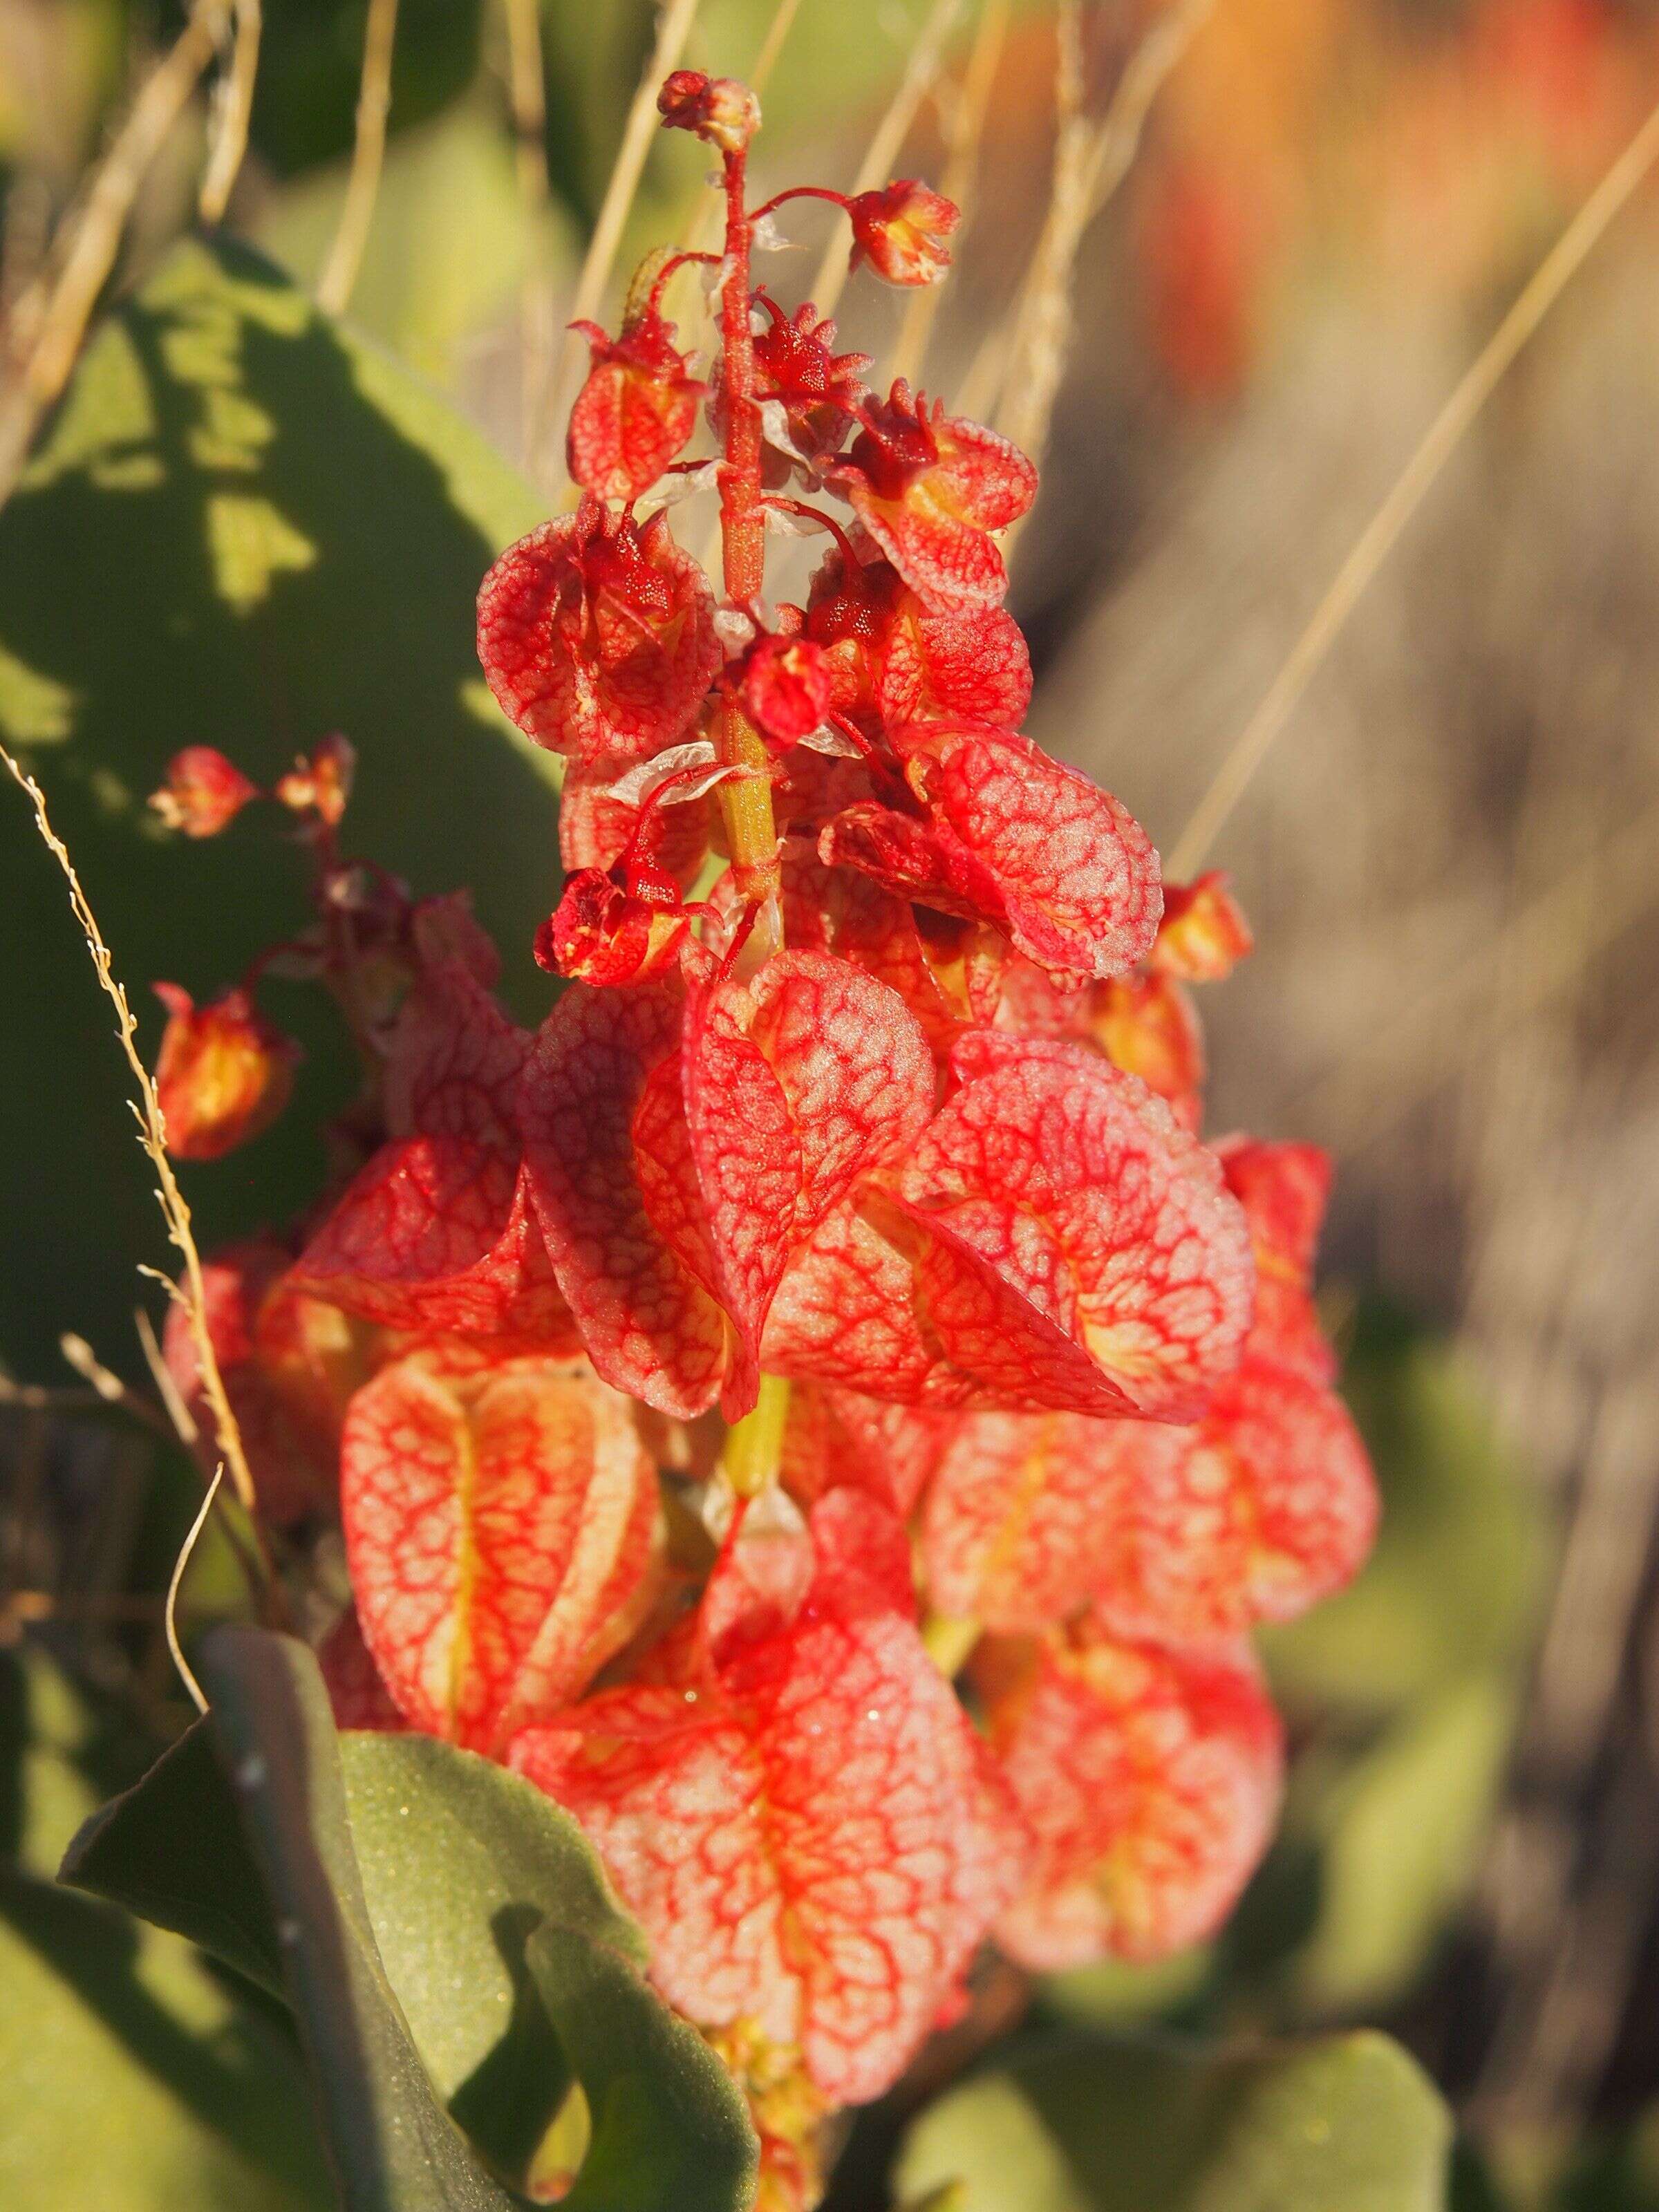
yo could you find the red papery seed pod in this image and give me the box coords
[520,977,732,1420]
[152,984,299,1161]
[567,309,704,503]
[838,383,1035,608]
[275,733,356,827]
[477,498,722,767]
[980,1620,1284,1971]
[823,731,1161,983]
[777,839,976,1053]
[738,634,833,747]
[1151,871,1254,982]
[536,868,691,987]
[682,950,935,1395]
[1216,1135,1338,1383]
[846,180,960,286]
[292,956,577,1347]
[805,551,1032,734]
[657,68,759,153]
[162,1239,377,1525]
[780,1383,955,1519]
[1083,1354,1378,1647]
[766,1042,1254,1418]
[559,759,714,892]
[341,1347,663,1752]
[149,746,259,838]
[1089,971,1206,1130]
[509,1490,1031,2105]
[921,1410,1130,1633]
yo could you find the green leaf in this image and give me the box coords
[525,1922,759,2212]
[1290,1674,1518,2014]
[894,2030,1453,2212]
[0,1868,333,2211]
[0,233,556,1380]
[62,1627,757,2209]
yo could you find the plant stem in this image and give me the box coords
[713,140,782,934]
[724,1374,791,1497]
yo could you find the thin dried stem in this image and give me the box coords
[807,0,966,324]
[1168,84,1659,880]
[503,0,558,463]
[959,0,1212,427]
[317,0,400,317]
[198,0,262,225]
[541,0,706,489]
[0,744,263,1551]
[891,0,1009,386]
[751,0,805,93]
[136,1303,198,1443]
[166,1465,223,1714]
[59,1331,178,1445]
[0,0,229,505]
[992,0,1087,466]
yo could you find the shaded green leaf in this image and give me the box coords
[0,233,555,1380]
[895,2030,1452,2212]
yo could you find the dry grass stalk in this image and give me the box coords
[751,0,805,93]
[541,0,706,491]
[806,0,966,324]
[891,0,1010,386]
[198,0,262,225]
[1167,84,1659,879]
[317,0,401,315]
[1298,790,1659,1153]
[958,0,1214,427]
[0,744,261,1548]
[0,0,230,505]
[502,0,557,462]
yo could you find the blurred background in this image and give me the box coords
[2,2,1658,2206]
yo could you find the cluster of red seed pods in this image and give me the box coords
[149,74,1376,2207]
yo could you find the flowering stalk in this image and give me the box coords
[146,71,1381,2210]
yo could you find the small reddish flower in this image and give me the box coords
[846,181,959,286]
[510,1489,1029,2103]
[536,867,691,988]
[559,758,714,892]
[657,69,759,153]
[823,729,1161,983]
[739,635,832,747]
[149,746,259,838]
[341,1347,663,1752]
[749,296,871,467]
[153,984,298,1161]
[980,1619,1284,1969]
[838,382,1036,608]
[568,308,704,504]
[1089,970,1206,1128]
[274,733,355,827]
[1151,872,1253,982]
[477,498,721,767]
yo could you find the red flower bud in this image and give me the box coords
[657,70,759,154]
[847,180,959,286]
[739,635,832,747]
[1151,871,1253,981]
[274,733,355,827]
[839,383,1036,608]
[567,309,704,503]
[149,747,259,838]
[535,868,691,988]
[152,984,298,1161]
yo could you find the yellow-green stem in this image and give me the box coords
[922,1612,982,1678]
[724,1372,792,1497]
